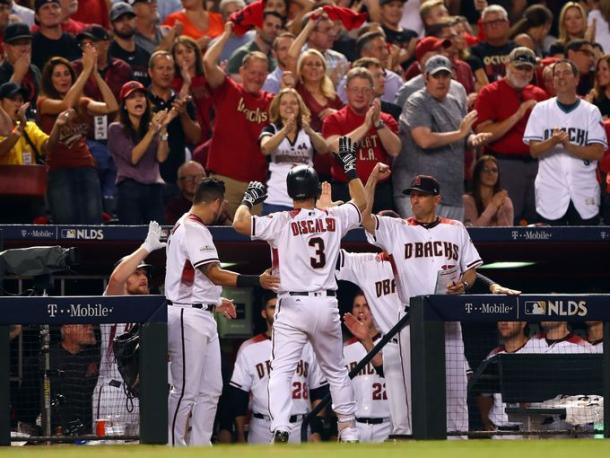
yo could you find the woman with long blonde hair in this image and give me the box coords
[551,2,590,55]
[259,88,329,214]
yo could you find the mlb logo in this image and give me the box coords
[525,300,546,315]
[62,229,76,239]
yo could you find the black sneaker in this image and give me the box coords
[273,430,289,444]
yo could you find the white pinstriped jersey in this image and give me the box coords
[344,337,390,419]
[590,340,604,353]
[229,336,326,415]
[251,204,361,293]
[526,333,596,354]
[164,213,222,304]
[523,98,608,219]
[367,216,483,304]
[335,250,402,335]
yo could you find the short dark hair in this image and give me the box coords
[564,39,591,56]
[193,178,225,204]
[356,31,385,57]
[426,17,456,38]
[261,290,277,307]
[262,9,286,25]
[552,58,579,77]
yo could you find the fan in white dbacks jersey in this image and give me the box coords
[233,140,367,443]
[229,295,328,443]
[336,248,412,436]
[166,178,276,447]
[93,222,166,432]
[523,60,607,224]
[343,293,392,442]
[362,174,482,434]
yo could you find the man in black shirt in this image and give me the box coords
[31,0,81,71]
[108,1,151,86]
[379,0,417,70]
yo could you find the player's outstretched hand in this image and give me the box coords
[217,297,237,319]
[316,181,343,209]
[259,268,280,290]
[343,312,369,342]
[142,221,167,253]
[241,181,267,208]
[337,136,357,179]
[490,283,522,296]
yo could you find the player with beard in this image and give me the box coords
[109,2,151,86]
[91,220,167,432]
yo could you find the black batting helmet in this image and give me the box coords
[286,165,321,200]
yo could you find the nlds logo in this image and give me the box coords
[61,228,104,240]
[524,300,588,317]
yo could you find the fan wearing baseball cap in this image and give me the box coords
[395,55,491,221]
[107,80,177,224]
[31,0,81,71]
[30,0,89,35]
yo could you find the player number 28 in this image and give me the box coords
[292,381,309,399]
[372,382,387,400]
[308,237,326,268]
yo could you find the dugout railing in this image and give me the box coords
[0,295,168,445]
[410,294,610,439]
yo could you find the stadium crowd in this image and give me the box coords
[0,0,609,226]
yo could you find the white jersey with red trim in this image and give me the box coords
[164,212,222,304]
[526,333,596,354]
[229,335,326,415]
[251,204,361,293]
[335,250,402,335]
[344,337,390,419]
[367,216,483,303]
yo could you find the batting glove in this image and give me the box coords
[337,136,358,181]
[241,181,267,208]
[142,221,167,253]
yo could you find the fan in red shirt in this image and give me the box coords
[474,47,548,225]
[322,67,401,213]
[203,21,274,218]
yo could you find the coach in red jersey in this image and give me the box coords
[475,47,548,225]
[203,21,274,218]
[323,67,401,213]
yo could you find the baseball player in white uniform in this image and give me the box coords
[165,178,278,446]
[362,174,482,435]
[586,321,603,353]
[343,292,392,442]
[92,221,166,432]
[524,59,607,225]
[229,293,329,443]
[232,137,367,443]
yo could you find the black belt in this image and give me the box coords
[288,290,336,297]
[252,413,304,423]
[493,153,537,163]
[356,417,388,425]
[497,425,520,432]
[167,299,215,312]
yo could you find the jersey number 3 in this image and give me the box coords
[308,237,326,269]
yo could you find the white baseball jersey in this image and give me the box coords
[344,337,390,419]
[523,98,607,220]
[229,335,326,415]
[336,250,403,335]
[590,340,603,353]
[251,204,361,293]
[526,332,596,354]
[165,213,222,304]
[259,124,314,208]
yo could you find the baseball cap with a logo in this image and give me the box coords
[110,1,136,22]
[424,55,453,75]
[77,25,111,43]
[34,0,60,12]
[415,36,451,62]
[403,175,440,196]
[119,80,146,100]
[509,47,537,68]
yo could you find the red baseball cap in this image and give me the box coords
[119,81,146,101]
[415,36,451,62]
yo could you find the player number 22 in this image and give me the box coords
[308,237,326,268]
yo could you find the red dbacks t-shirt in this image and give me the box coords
[207,77,273,182]
[475,79,548,157]
[322,106,397,183]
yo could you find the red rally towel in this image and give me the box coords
[321,6,367,31]
[230,0,265,36]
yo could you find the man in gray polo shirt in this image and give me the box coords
[394,55,491,220]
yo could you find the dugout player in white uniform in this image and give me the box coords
[524,59,607,225]
[362,174,482,435]
[586,321,603,353]
[343,292,392,442]
[229,293,328,443]
[165,178,278,447]
[92,221,166,432]
[233,137,367,443]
